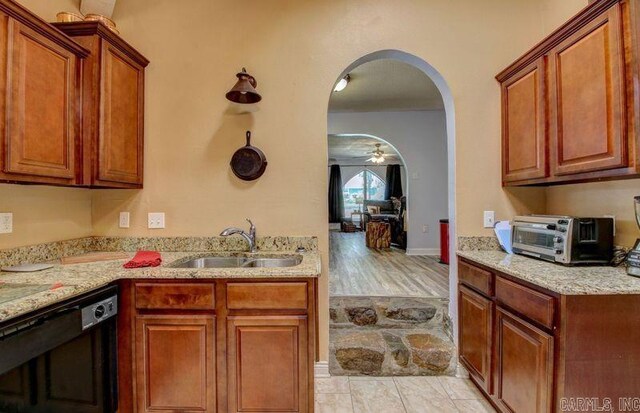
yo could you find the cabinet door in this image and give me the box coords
[458,285,493,394]
[549,4,627,176]
[227,316,308,413]
[97,42,144,186]
[3,19,78,182]
[501,58,548,183]
[135,315,216,413]
[495,307,553,413]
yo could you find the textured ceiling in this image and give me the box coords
[328,59,444,112]
[328,135,401,163]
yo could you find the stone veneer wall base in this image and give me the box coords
[329,296,456,376]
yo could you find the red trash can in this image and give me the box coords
[439,219,449,264]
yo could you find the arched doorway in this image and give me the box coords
[326,50,458,376]
[331,50,456,285]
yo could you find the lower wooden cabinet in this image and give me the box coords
[227,316,308,413]
[135,315,216,412]
[120,279,317,413]
[458,285,493,393]
[494,308,553,413]
[458,257,640,413]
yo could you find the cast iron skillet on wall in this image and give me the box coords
[230,131,267,181]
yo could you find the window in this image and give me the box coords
[343,170,386,216]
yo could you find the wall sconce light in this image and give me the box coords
[226,68,262,104]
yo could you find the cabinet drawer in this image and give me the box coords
[135,283,215,310]
[227,282,308,310]
[459,260,494,296]
[495,276,555,329]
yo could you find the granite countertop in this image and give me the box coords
[457,250,640,295]
[0,250,321,324]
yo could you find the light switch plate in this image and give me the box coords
[0,213,13,234]
[483,211,495,228]
[148,212,165,229]
[119,212,130,229]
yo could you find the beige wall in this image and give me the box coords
[0,185,92,250]
[101,0,552,361]
[547,180,640,247]
[541,0,588,33]
[11,0,572,360]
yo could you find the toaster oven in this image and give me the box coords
[511,215,614,265]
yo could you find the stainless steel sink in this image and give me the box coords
[171,256,302,268]
[173,257,247,268]
[242,257,302,268]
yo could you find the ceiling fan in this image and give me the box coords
[367,143,386,164]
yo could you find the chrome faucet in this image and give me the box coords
[220,219,257,252]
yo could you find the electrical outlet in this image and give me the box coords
[0,213,13,234]
[483,211,495,228]
[148,212,165,229]
[422,224,429,233]
[119,212,130,229]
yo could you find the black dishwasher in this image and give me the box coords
[0,286,118,413]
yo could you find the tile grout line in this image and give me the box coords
[391,377,409,413]
[347,377,357,413]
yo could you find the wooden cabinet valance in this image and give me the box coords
[497,0,640,186]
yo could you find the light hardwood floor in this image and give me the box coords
[329,231,449,297]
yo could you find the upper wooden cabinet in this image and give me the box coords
[0,1,87,186]
[549,4,627,177]
[501,58,548,183]
[0,0,148,188]
[497,0,639,186]
[53,22,149,188]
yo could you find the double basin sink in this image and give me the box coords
[171,255,302,269]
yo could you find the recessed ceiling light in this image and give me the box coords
[333,74,351,92]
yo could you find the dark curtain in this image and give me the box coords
[328,165,344,223]
[385,164,403,199]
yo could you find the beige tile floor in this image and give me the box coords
[315,376,497,413]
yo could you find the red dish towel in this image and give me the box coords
[123,251,162,268]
